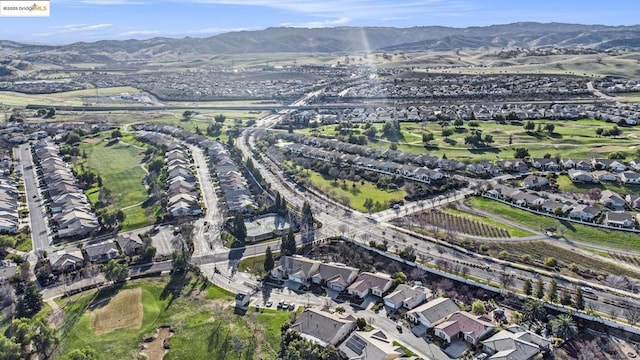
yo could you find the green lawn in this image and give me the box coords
[556,175,640,196]
[305,170,406,212]
[467,197,640,252]
[79,137,154,231]
[298,119,640,161]
[57,275,290,360]
[441,206,533,238]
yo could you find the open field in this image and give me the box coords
[304,169,406,212]
[555,175,640,196]
[57,275,291,360]
[298,119,640,161]
[79,136,154,231]
[0,87,144,107]
[467,197,640,252]
[90,288,143,335]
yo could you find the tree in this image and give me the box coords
[143,246,156,262]
[534,278,544,299]
[524,121,535,131]
[471,300,486,315]
[453,118,464,128]
[46,107,56,119]
[560,291,573,306]
[264,246,275,272]
[103,259,128,283]
[523,299,547,324]
[232,213,247,245]
[574,286,585,310]
[111,129,122,139]
[391,271,407,285]
[16,281,43,318]
[281,228,296,256]
[624,306,640,326]
[0,334,20,360]
[499,271,514,289]
[441,128,453,138]
[514,147,530,159]
[214,114,226,123]
[32,320,59,358]
[547,279,558,302]
[422,132,434,145]
[551,314,578,341]
[523,279,532,296]
[544,123,555,133]
[585,187,602,201]
[363,198,374,214]
[356,317,367,330]
[301,201,314,242]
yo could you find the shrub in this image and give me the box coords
[544,257,558,267]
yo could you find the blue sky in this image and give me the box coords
[2,0,638,44]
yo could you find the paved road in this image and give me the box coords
[189,144,224,256]
[15,143,51,256]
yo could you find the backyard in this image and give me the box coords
[56,275,290,360]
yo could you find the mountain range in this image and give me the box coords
[1,22,640,63]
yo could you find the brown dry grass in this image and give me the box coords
[90,288,143,335]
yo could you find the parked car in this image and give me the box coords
[265,300,273,307]
[288,303,296,311]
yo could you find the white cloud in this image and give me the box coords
[279,17,350,28]
[36,23,113,37]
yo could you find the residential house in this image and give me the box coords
[290,307,356,346]
[383,284,433,311]
[530,158,559,171]
[347,272,393,298]
[116,235,145,256]
[567,169,594,183]
[83,240,120,263]
[592,170,616,183]
[495,160,528,173]
[406,297,459,328]
[49,248,84,273]
[600,190,626,210]
[541,199,572,215]
[311,262,359,292]
[511,192,544,208]
[573,159,594,171]
[434,311,495,345]
[620,172,640,185]
[522,175,549,189]
[592,158,626,172]
[605,211,637,228]
[482,324,551,360]
[629,159,640,172]
[271,255,319,285]
[568,204,601,221]
[626,194,640,209]
[339,330,402,360]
